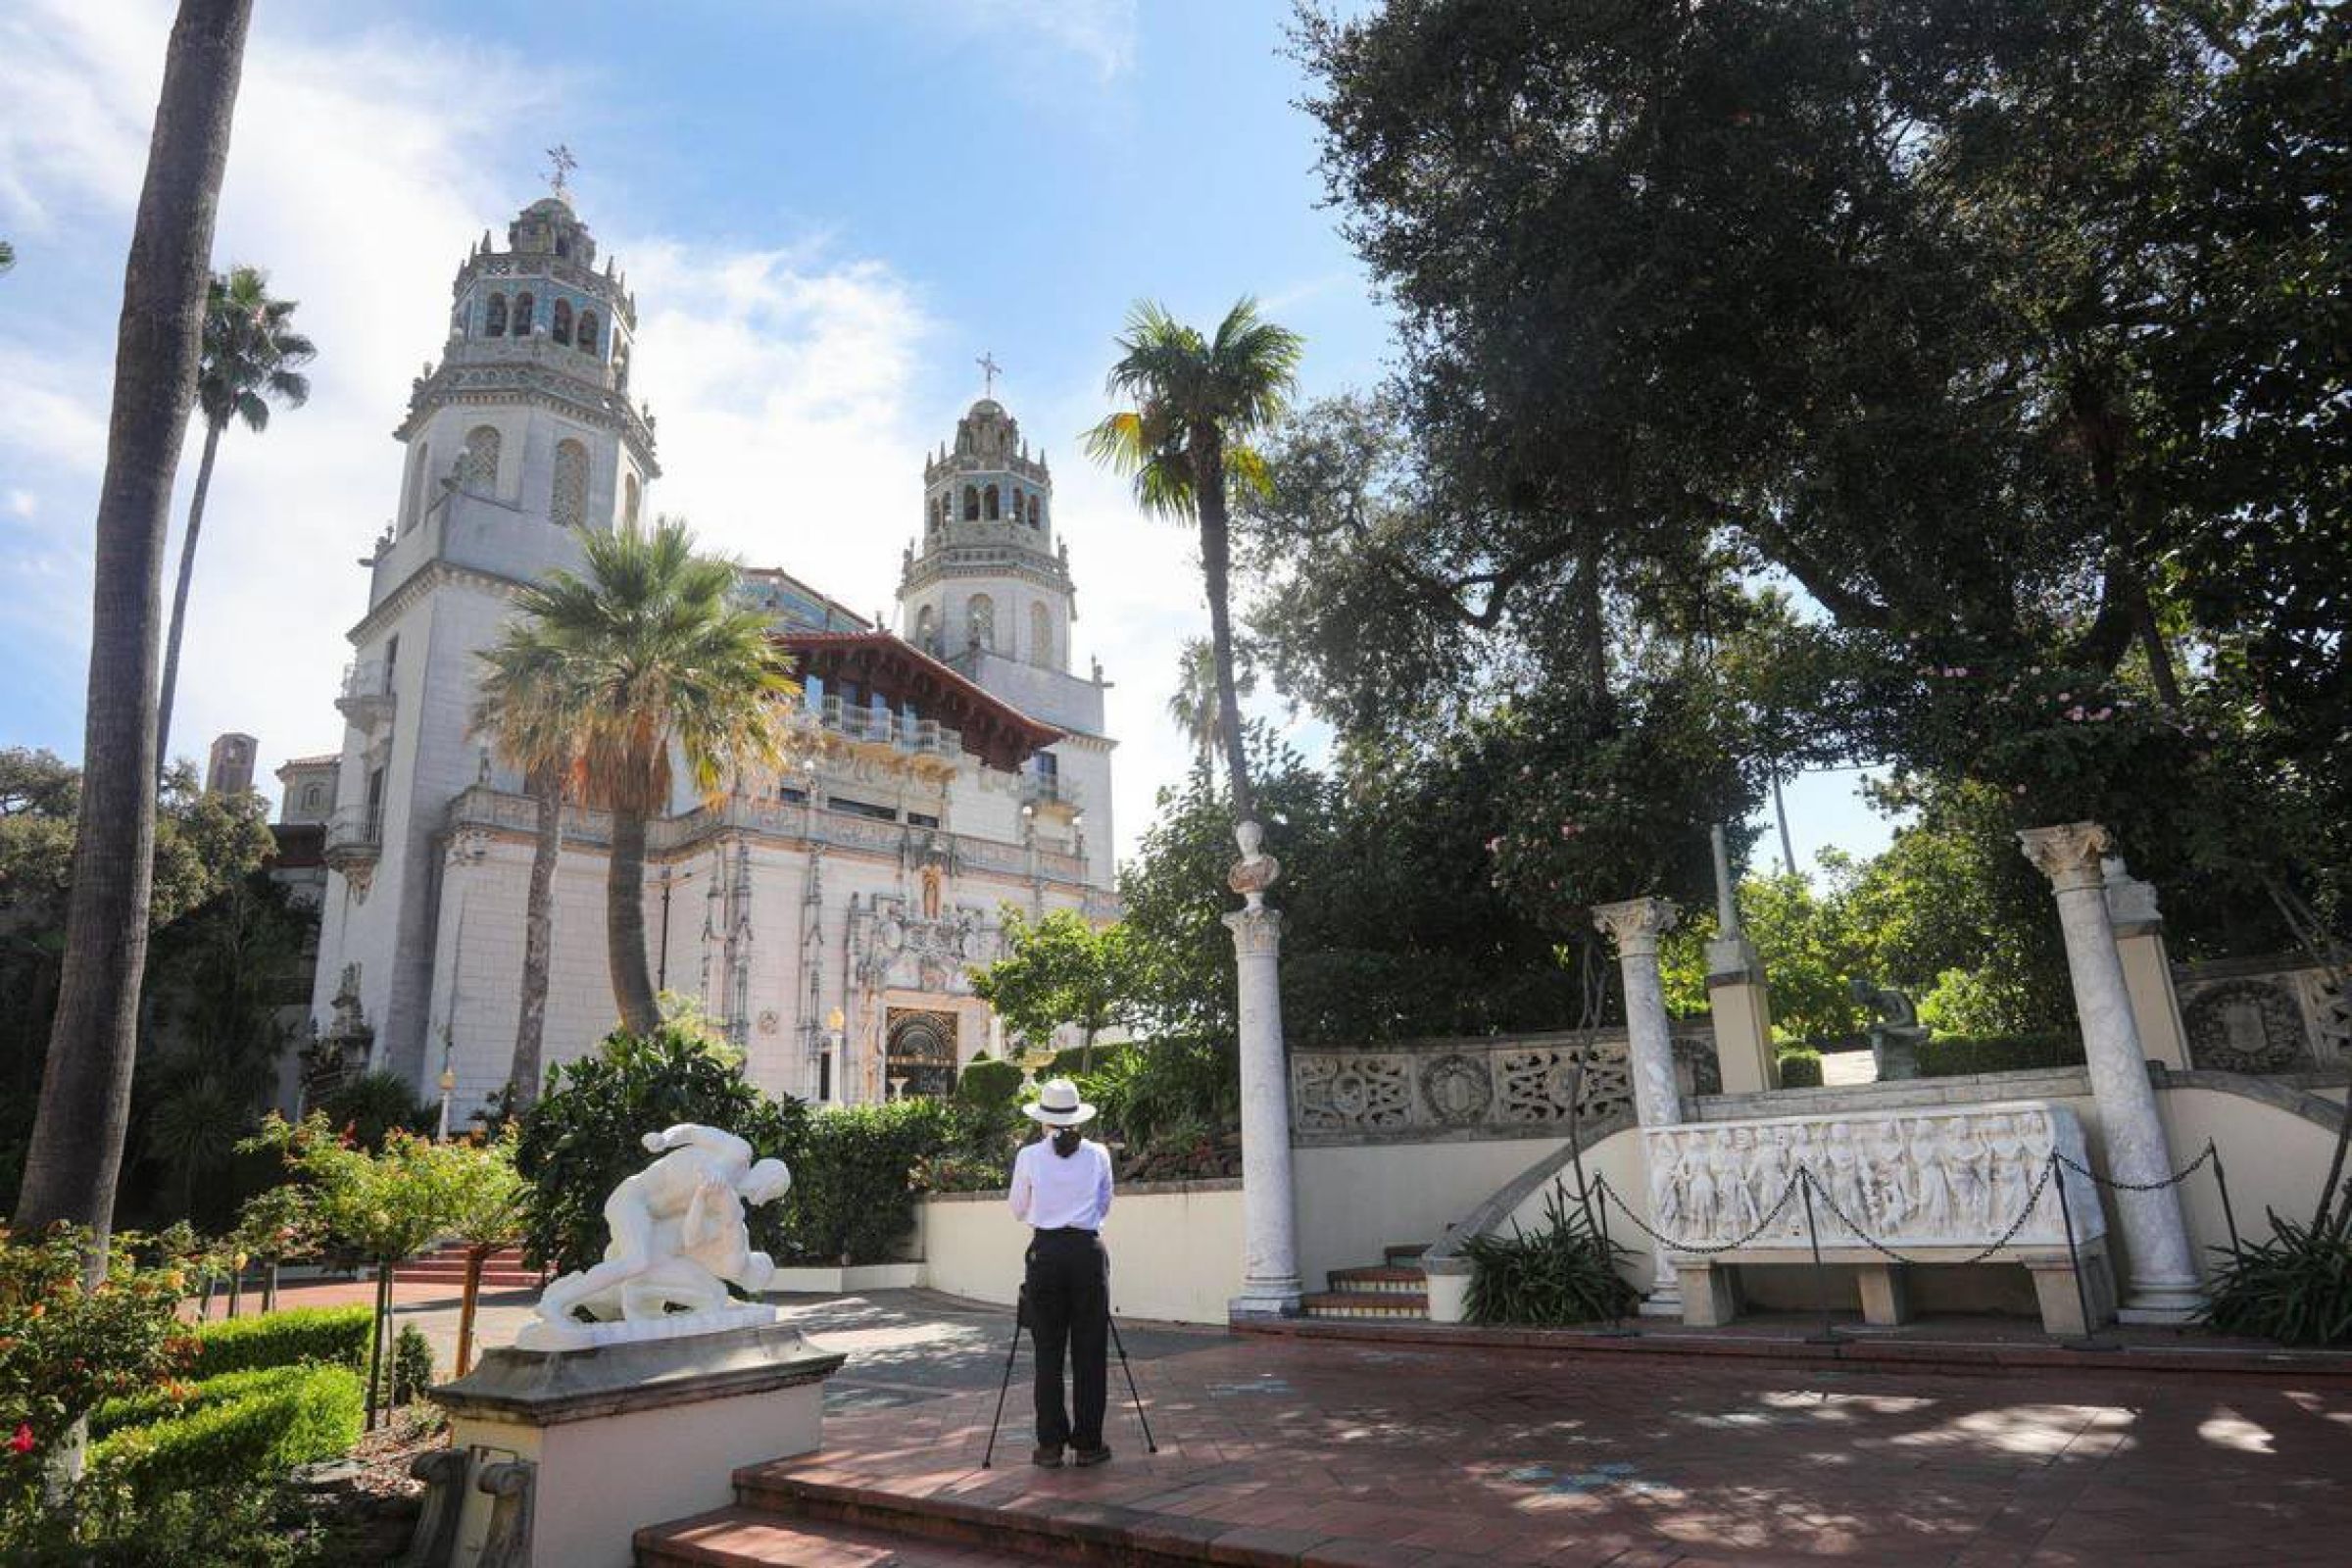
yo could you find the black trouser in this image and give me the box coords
[1025,1228,1107,1450]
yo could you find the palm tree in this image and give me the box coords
[0,239,15,274]
[16,0,257,1265]
[497,519,799,1035]
[1087,300,1302,825]
[1168,636,1257,765]
[157,264,315,775]
[471,634,577,1109]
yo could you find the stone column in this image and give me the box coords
[1705,826,1778,1095]
[1593,896,1683,1312]
[1227,822,1302,1316]
[2103,857,2191,1072]
[2019,823,2204,1321]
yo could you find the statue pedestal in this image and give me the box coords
[426,1320,845,1568]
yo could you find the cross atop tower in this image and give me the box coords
[546,144,578,198]
[977,351,1002,398]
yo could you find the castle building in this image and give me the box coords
[303,191,1115,1117]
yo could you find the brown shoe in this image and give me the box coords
[1073,1445,1112,1468]
[1031,1445,1063,1468]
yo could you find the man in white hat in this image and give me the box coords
[1008,1077,1114,1467]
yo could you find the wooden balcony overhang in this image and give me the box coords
[776,630,1061,772]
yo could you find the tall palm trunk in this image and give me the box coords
[1194,433,1255,826]
[607,806,659,1035]
[155,415,223,779]
[509,763,564,1106]
[16,0,255,1267]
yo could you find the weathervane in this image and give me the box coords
[977,351,1002,398]
[546,143,578,198]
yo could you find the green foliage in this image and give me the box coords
[1462,1181,1640,1327]
[1914,1033,2085,1079]
[186,1303,370,1379]
[392,1323,434,1405]
[1661,873,1871,1045]
[1072,1039,1238,1150]
[1775,1050,1825,1091]
[0,1225,196,1500]
[2202,1213,2352,1347]
[91,1362,361,1493]
[90,1364,289,1441]
[969,908,1139,1065]
[785,1099,957,1265]
[514,1022,806,1275]
[311,1070,432,1152]
[953,1057,1023,1110]
[3,1473,308,1568]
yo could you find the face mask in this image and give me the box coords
[1052,1127,1082,1157]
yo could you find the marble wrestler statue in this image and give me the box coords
[526,1124,791,1339]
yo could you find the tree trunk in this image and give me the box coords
[155,416,223,781]
[225,1261,243,1318]
[509,764,564,1107]
[1575,530,1607,707]
[14,0,255,1274]
[2134,594,2183,713]
[263,1258,277,1313]
[366,1260,390,1431]
[457,1244,485,1378]
[1195,436,1255,828]
[1770,770,1798,877]
[607,806,659,1035]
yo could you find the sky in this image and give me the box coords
[0,0,1889,877]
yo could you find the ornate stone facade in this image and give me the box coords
[2175,956,2351,1074]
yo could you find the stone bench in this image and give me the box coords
[1641,1100,2117,1339]
[1669,1237,2117,1337]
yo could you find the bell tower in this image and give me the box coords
[313,180,662,1091]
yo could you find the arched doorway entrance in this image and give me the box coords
[884,1008,958,1100]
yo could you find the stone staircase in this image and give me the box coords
[390,1243,540,1290]
[1298,1243,1428,1321]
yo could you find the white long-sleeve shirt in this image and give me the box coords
[1008,1137,1114,1232]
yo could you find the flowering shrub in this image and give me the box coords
[0,1228,195,1495]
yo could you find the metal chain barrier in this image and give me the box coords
[2050,1140,2216,1194]
[1592,1170,1803,1255]
[1799,1158,2061,1268]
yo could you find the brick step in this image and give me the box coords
[1298,1290,1429,1319]
[1325,1265,1427,1294]
[1383,1243,1429,1265]
[714,1463,1219,1566]
[636,1503,1036,1567]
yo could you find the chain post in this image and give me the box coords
[1588,1174,1640,1338]
[2049,1149,2117,1351]
[2207,1140,2243,1262]
[1798,1169,1842,1347]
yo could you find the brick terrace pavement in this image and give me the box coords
[659,1332,2352,1566]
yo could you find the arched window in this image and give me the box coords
[551,299,572,346]
[551,439,588,528]
[983,484,1001,520]
[402,442,431,535]
[303,783,323,811]
[1031,604,1054,668]
[513,292,535,337]
[485,293,508,337]
[622,472,641,528]
[576,310,599,357]
[914,605,937,652]
[612,343,630,390]
[966,593,995,652]
[1028,494,1042,526]
[460,425,501,494]
[962,485,979,521]
[1012,487,1024,518]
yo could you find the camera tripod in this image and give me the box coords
[981,1283,1158,1467]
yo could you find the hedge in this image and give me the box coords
[187,1303,371,1378]
[91,1363,364,1492]
[88,1366,291,1442]
[1776,1049,1825,1089]
[1915,1031,2083,1078]
[954,1057,1023,1110]
[784,1099,958,1264]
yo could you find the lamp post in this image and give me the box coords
[824,1005,845,1104]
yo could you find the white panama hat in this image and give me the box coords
[1023,1077,1098,1127]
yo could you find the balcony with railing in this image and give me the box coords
[814,695,961,759]
[323,802,384,864]
[1019,771,1082,814]
[334,661,396,728]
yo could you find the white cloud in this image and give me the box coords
[954,0,1140,80]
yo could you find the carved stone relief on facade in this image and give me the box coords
[1292,1053,1414,1132]
[2181,978,2312,1073]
